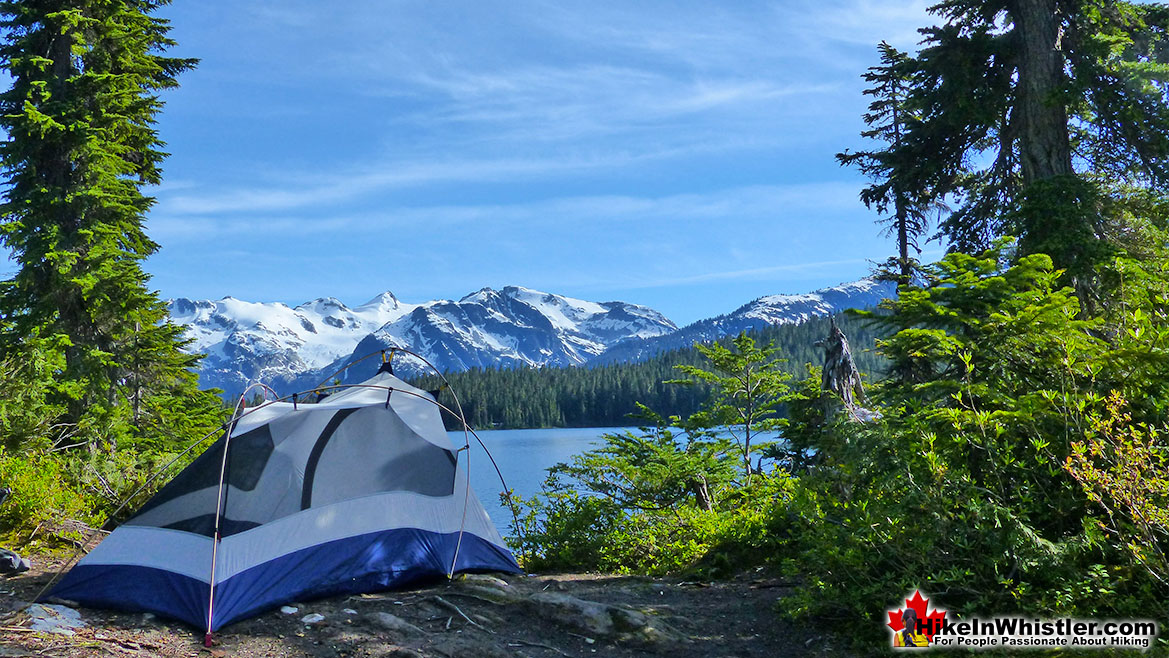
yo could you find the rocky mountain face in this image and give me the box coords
[170,279,894,397]
[589,279,897,365]
[167,286,676,396]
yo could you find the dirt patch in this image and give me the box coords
[0,558,830,657]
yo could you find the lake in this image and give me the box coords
[447,427,625,536]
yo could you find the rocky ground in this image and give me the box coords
[0,557,835,658]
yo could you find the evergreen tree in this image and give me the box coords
[672,333,792,486]
[900,1,1169,281]
[0,1,221,451]
[838,41,938,284]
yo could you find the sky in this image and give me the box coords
[137,0,940,327]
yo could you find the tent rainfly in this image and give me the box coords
[47,364,520,638]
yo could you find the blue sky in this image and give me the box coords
[141,0,938,326]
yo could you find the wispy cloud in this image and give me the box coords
[616,257,878,290]
[158,123,842,215]
[151,181,864,241]
[786,0,934,50]
[180,0,920,148]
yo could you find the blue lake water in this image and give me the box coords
[447,427,625,536]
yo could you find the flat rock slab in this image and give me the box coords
[372,611,427,637]
[526,591,686,645]
[26,604,84,636]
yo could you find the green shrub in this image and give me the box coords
[509,470,794,576]
[780,248,1169,643]
[0,449,92,544]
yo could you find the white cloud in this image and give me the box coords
[617,257,877,290]
[151,181,864,242]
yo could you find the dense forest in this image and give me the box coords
[413,312,887,429]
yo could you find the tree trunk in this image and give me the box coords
[690,475,713,512]
[895,199,911,283]
[891,89,912,285]
[1010,0,1073,184]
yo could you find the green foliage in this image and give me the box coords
[508,329,809,576]
[883,1,1169,276]
[551,406,738,512]
[767,366,827,473]
[0,449,92,543]
[67,447,193,525]
[0,0,223,456]
[0,1,228,538]
[838,41,939,283]
[672,332,792,483]
[506,474,625,572]
[1065,392,1169,589]
[509,471,793,577]
[782,246,1169,642]
[0,345,67,453]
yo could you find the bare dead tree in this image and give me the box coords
[815,317,876,421]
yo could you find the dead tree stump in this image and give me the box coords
[816,317,875,421]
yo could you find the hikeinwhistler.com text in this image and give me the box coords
[923,616,1158,650]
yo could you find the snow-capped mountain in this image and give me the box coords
[167,292,417,395]
[170,279,893,397]
[300,286,679,390]
[590,279,897,365]
[168,286,676,396]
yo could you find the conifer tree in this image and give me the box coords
[0,1,221,450]
[838,41,938,284]
[899,1,1169,275]
[672,333,792,486]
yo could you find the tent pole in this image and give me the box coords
[448,423,472,578]
[204,398,243,646]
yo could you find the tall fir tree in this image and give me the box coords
[838,41,939,285]
[897,1,1169,285]
[0,0,222,450]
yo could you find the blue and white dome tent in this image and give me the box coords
[43,349,520,644]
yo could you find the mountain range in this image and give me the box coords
[168,279,896,397]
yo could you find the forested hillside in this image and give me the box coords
[414,312,886,429]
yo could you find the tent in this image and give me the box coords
[47,364,520,638]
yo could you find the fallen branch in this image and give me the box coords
[431,596,492,634]
[94,634,159,652]
[749,579,798,590]
[565,631,595,642]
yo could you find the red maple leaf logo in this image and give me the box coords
[887,590,947,641]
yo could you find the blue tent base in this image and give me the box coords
[48,527,521,631]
